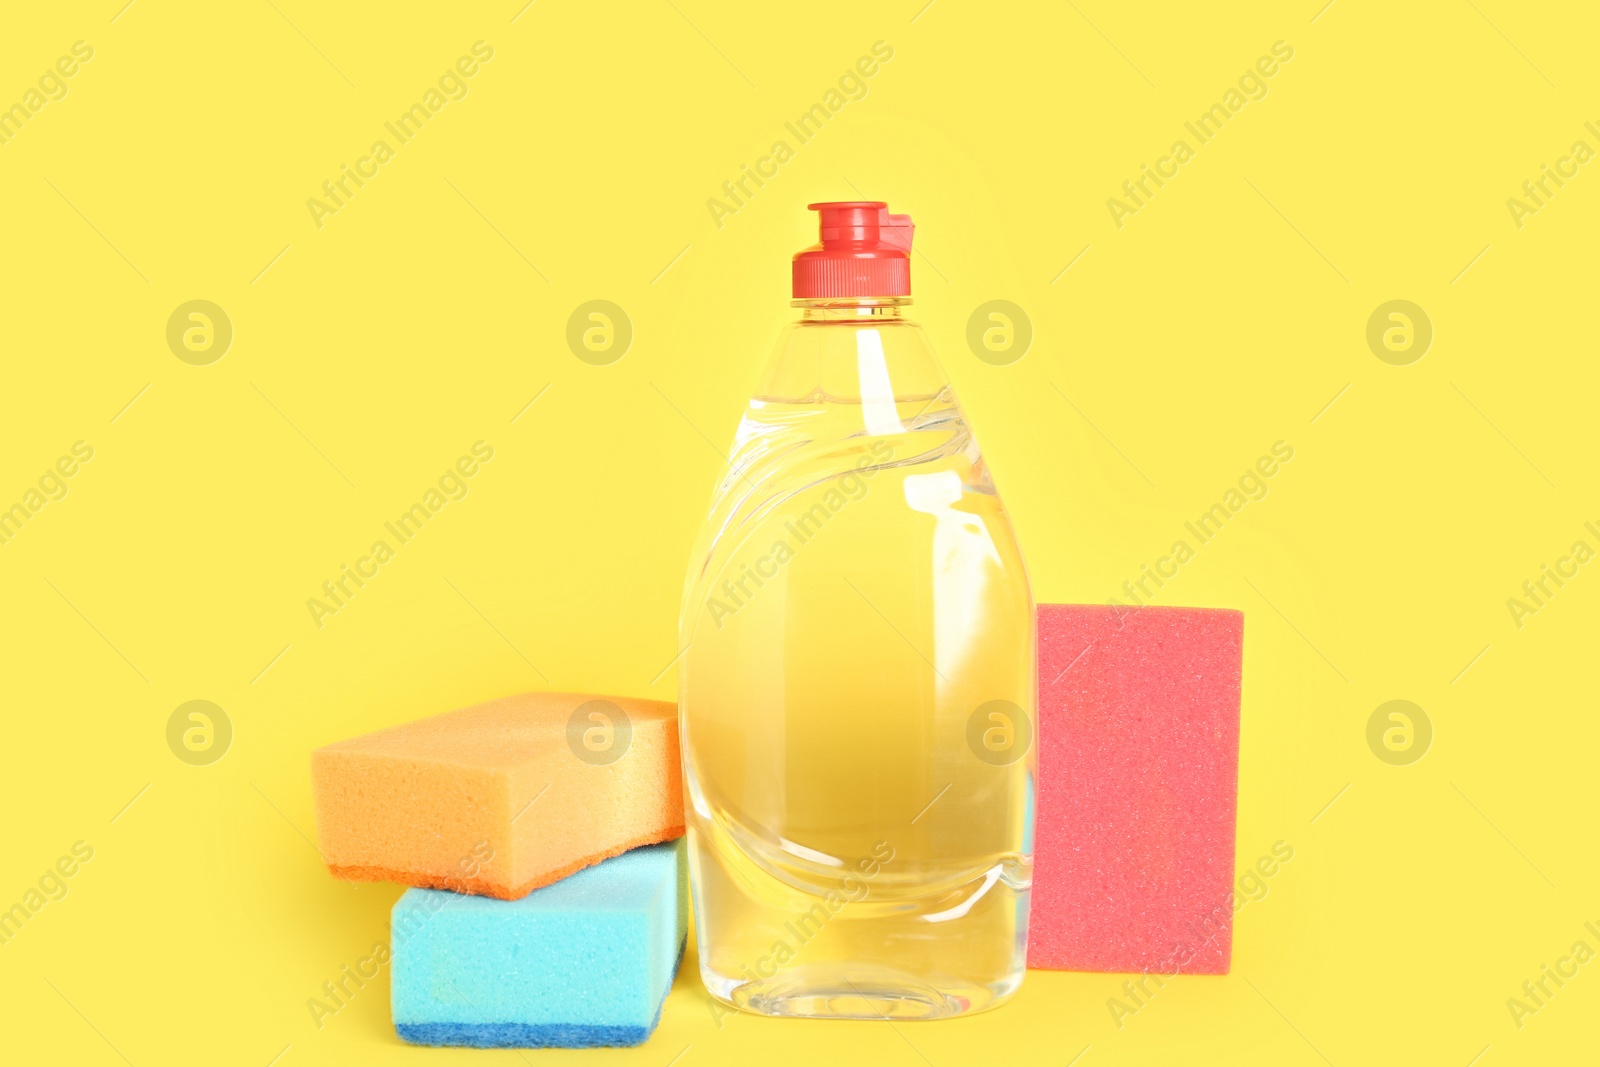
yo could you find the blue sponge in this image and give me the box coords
[391,840,686,1048]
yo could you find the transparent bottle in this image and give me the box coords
[679,202,1034,1020]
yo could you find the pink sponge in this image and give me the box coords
[1030,603,1243,974]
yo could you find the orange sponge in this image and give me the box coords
[311,691,683,900]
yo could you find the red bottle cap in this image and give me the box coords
[792,201,914,299]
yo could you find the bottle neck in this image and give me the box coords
[793,296,911,323]
[760,296,945,404]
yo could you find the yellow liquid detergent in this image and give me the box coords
[680,296,1035,1020]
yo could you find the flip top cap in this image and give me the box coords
[792,201,914,299]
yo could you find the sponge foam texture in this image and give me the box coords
[1030,604,1243,974]
[312,691,683,900]
[392,840,688,1048]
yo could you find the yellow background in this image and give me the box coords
[1,1,1595,1064]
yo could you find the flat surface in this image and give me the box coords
[2,2,1597,1065]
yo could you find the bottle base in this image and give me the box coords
[701,960,1023,1021]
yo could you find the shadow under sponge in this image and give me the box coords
[1030,604,1243,974]
[392,839,688,1048]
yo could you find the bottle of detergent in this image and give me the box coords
[679,201,1034,1019]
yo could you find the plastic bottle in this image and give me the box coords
[679,201,1035,1020]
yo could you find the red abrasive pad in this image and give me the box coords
[1031,604,1243,974]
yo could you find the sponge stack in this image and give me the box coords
[310,690,688,1049]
